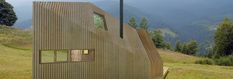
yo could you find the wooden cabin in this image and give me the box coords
[33,2,163,79]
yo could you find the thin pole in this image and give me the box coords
[120,0,124,38]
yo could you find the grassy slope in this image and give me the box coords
[0,25,32,50]
[0,44,32,79]
[0,25,32,79]
[1,45,233,79]
[0,25,233,79]
[158,49,233,79]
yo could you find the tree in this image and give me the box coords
[186,40,198,55]
[0,0,17,26]
[128,17,138,29]
[177,40,198,55]
[181,43,189,54]
[175,40,183,52]
[151,30,165,48]
[214,18,233,57]
[139,17,148,31]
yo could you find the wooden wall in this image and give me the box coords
[33,2,163,79]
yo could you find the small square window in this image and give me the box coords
[83,50,89,55]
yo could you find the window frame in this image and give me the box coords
[39,49,95,64]
[70,49,95,62]
[39,50,69,64]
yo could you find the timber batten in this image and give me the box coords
[33,2,163,79]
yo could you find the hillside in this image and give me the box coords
[8,0,233,54]
[0,26,233,79]
[0,44,32,79]
[0,25,32,50]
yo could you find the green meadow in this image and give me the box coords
[0,25,233,79]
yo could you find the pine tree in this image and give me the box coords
[186,40,198,55]
[214,18,233,57]
[151,30,165,48]
[139,17,148,31]
[0,0,17,26]
[128,17,138,29]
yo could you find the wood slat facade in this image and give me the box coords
[33,2,163,79]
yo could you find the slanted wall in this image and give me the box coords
[137,29,163,79]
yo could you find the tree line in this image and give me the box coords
[128,17,199,56]
[195,18,233,66]
[129,16,233,66]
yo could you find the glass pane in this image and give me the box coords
[41,51,54,63]
[56,50,68,62]
[94,13,107,30]
[71,50,83,61]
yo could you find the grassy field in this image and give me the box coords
[159,49,233,79]
[0,25,233,79]
[0,44,32,79]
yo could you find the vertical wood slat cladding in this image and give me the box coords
[33,2,163,79]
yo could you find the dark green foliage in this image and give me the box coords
[128,17,138,29]
[151,30,165,48]
[0,0,17,26]
[0,0,4,3]
[214,18,233,57]
[150,29,173,50]
[139,17,148,31]
[175,40,199,55]
[200,18,233,66]
[186,40,198,55]
[195,56,233,66]
[164,42,173,50]
[214,55,233,66]
[175,41,183,52]
[195,59,214,65]
[181,44,189,54]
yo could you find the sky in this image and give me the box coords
[5,0,90,6]
[6,0,131,7]
[5,0,112,5]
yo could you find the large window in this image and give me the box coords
[40,50,68,63]
[94,13,108,30]
[40,49,95,64]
